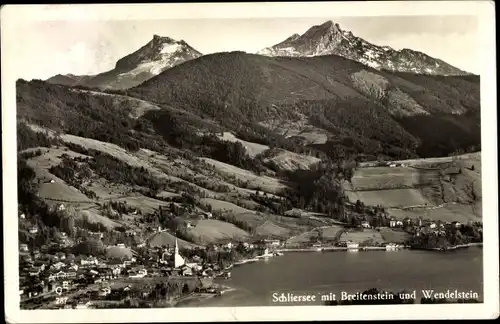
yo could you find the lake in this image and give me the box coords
[180,248,483,307]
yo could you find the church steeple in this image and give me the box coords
[173,238,185,269]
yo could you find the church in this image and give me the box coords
[160,239,185,269]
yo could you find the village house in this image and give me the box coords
[50,261,67,271]
[396,220,404,227]
[429,223,437,229]
[361,221,371,229]
[263,239,282,247]
[29,266,43,277]
[98,287,111,297]
[29,226,38,234]
[57,204,66,211]
[180,265,193,276]
[19,244,29,252]
[53,270,70,280]
[68,263,79,272]
[81,256,99,266]
[32,249,41,259]
[389,218,397,228]
[128,268,147,278]
[88,231,104,240]
[418,218,423,227]
[111,266,122,276]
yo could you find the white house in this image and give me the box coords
[20,213,26,219]
[112,267,122,276]
[396,220,404,227]
[57,204,66,211]
[19,244,29,252]
[361,221,371,228]
[29,226,38,234]
[50,262,67,271]
[54,271,68,280]
[389,219,397,228]
[429,223,437,229]
[202,212,213,219]
[99,287,111,297]
[81,257,99,266]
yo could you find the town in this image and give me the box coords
[19,198,482,310]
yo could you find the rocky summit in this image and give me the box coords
[257,20,470,76]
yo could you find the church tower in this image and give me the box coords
[174,238,185,268]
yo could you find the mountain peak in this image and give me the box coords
[257,21,469,76]
[151,34,176,45]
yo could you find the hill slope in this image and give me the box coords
[125,51,480,160]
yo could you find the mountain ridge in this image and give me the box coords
[46,35,202,90]
[257,20,471,76]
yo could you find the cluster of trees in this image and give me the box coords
[49,154,97,199]
[250,192,291,215]
[17,80,177,156]
[283,163,349,220]
[407,222,483,249]
[72,238,106,257]
[214,212,255,233]
[397,111,481,158]
[17,122,59,151]
[86,152,164,192]
[145,109,268,173]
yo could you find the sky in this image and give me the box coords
[4,11,479,80]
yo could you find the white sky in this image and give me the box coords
[2,5,480,80]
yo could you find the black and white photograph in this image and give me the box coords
[2,2,498,322]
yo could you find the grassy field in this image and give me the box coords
[379,228,412,244]
[106,246,134,259]
[346,188,432,208]
[200,198,257,215]
[217,132,269,157]
[350,167,439,190]
[262,149,321,171]
[387,202,482,223]
[358,152,481,167]
[254,220,290,238]
[60,134,167,180]
[147,231,198,249]
[188,219,249,244]
[339,229,385,245]
[113,195,170,215]
[258,119,329,145]
[201,158,287,194]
